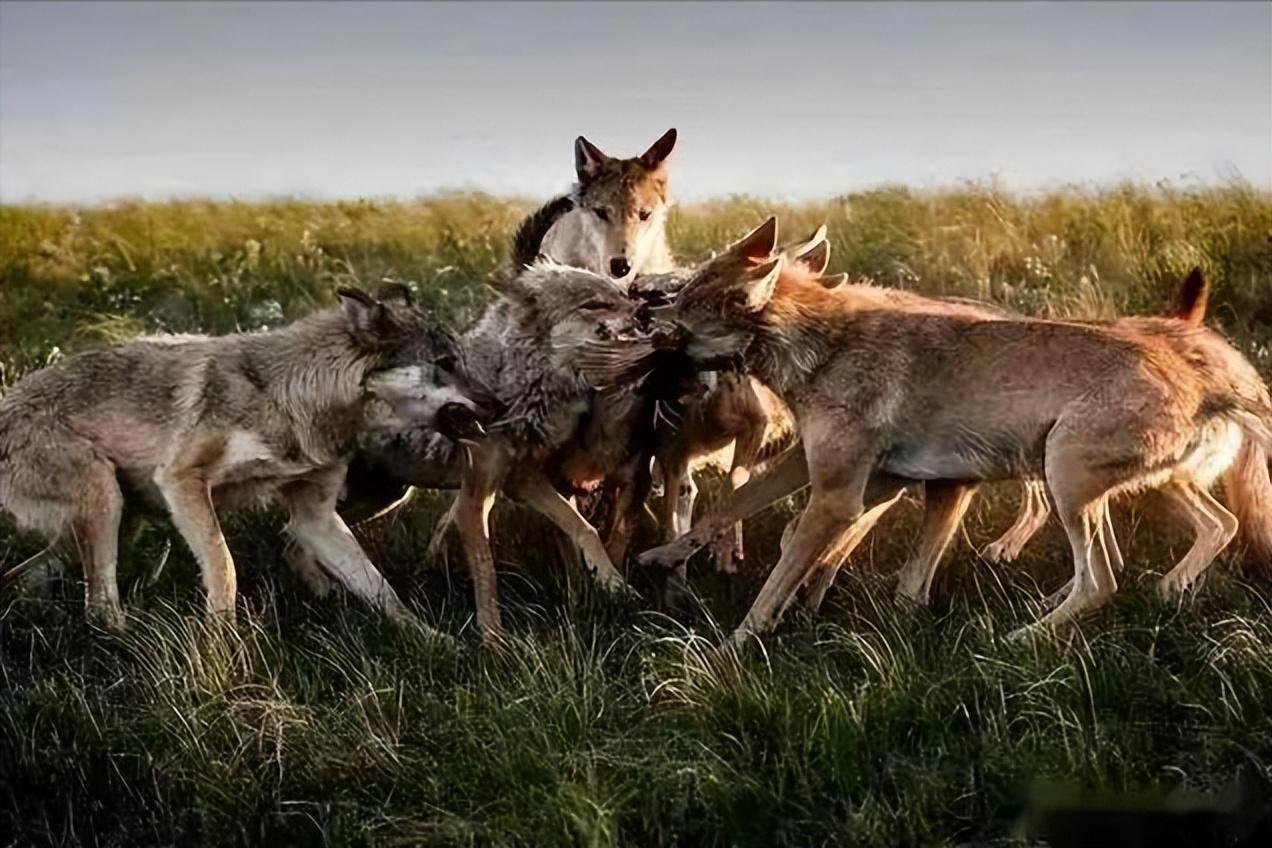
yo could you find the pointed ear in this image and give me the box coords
[338,287,388,340]
[819,272,849,291]
[741,255,783,312]
[796,239,830,275]
[486,265,543,318]
[785,224,828,256]
[374,281,414,307]
[731,216,779,262]
[639,128,677,170]
[575,135,609,181]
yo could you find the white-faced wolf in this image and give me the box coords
[540,128,678,279]
[635,218,1272,642]
[0,288,465,631]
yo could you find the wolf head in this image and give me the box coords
[343,284,488,443]
[570,128,677,280]
[655,217,788,369]
[573,219,832,384]
[337,283,435,354]
[495,259,650,365]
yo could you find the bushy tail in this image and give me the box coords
[510,195,574,269]
[1225,414,1272,563]
[1173,267,1209,325]
[489,194,575,294]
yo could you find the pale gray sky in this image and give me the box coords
[1,1,1268,204]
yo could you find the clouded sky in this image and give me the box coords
[1,1,1268,203]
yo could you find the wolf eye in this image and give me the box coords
[592,207,610,223]
[580,299,612,311]
[638,209,651,221]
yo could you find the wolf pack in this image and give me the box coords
[2,128,1270,647]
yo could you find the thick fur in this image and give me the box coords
[0,291,450,628]
[642,228,1271,640]
[540,129,677,280]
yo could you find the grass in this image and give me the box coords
[2,183,1272,846]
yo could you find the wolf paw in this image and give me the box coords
[88,601,127,634]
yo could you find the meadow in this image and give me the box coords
[2,183,1271,846]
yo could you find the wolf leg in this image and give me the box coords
[797,489,905,614]
[70,464,126,631]
[639,445,810,572]
[894,480,980,606]
[732,439,896,643]
[454,447,504,640]
[1011,440,1119,637]
[983,480,1051,563]
[1156,480,1237,597]
[511,469,633,596]
[281,472,416,625]
[1044,501,1123,608]
[156,468,237,621]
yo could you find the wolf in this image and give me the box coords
[639,228,1248,615]
[0,287,467,630]
[773,262,1227,613]
[394,129,683,574]
[635,217,1272,642]
[539,128,678,280]
[351,255,685,639]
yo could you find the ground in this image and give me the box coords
[1,185,1270,846]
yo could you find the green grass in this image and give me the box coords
[2,184,1272,846]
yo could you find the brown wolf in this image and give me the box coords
[0,288,463,631]
[636,218,1272,642]
[786,268,1233,612]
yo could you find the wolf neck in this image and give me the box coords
[256,311,379,456]
[745,306,840,401]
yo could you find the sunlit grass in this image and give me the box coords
[1,184,1271,845]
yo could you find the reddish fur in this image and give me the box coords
[1174,267,1209,326]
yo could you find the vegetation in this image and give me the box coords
[2,184,1271,846]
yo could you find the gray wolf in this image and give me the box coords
[0,288,460,631]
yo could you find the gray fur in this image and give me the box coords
[0,291,453,630]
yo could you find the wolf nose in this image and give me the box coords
[609,257,631,278]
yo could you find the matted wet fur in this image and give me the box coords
[637,218,1272,643]
[0,288,461,631]
[355,257,668,639]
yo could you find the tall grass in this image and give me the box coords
[2,184,1271,846]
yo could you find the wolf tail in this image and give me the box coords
[510,195,575,269]
[1172,267,1209,326]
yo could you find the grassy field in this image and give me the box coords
[2,184,1272,846]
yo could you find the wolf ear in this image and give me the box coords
[338,287,392,340]
[575,135,610,181]
[374,281,414,307]
[639,128,677,171]
[784,224,827,255]
[819,272,849,291]
[796,239,831,275]
[741,255,783,312]
[731,217,779,263]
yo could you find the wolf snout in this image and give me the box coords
[609,256,631,278]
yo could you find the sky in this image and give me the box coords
[0,1,1268,204]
